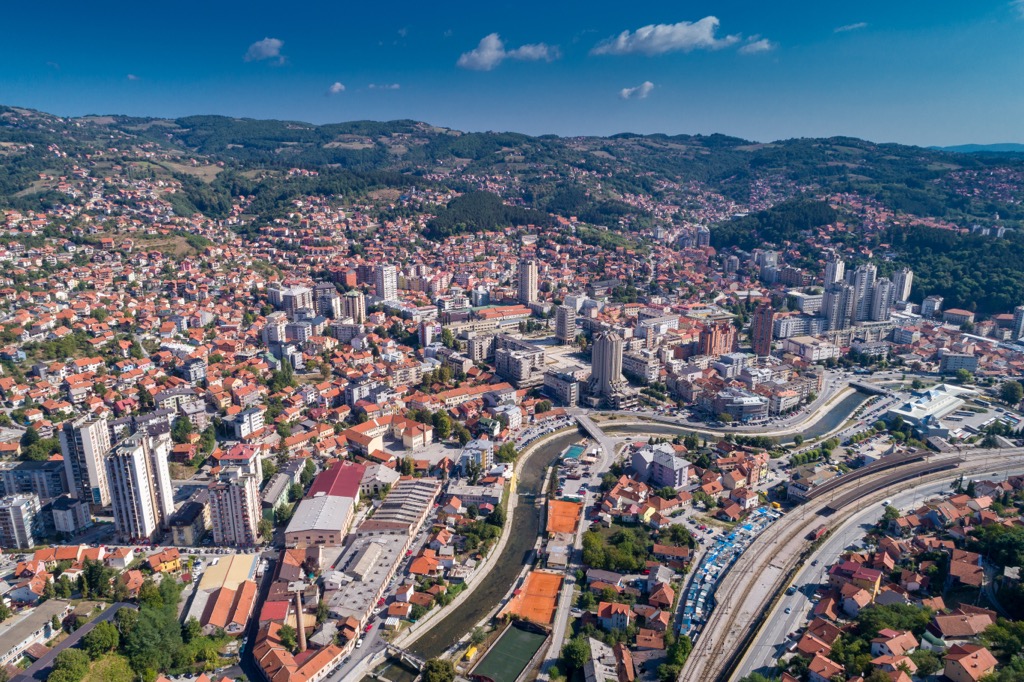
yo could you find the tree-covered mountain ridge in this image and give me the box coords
[2,103,1023,226]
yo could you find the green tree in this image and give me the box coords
[52,649,90,681]
[432,410,452,440]
[300,459,316,487]
[422,658,455,682]
[561,636,591,673]
[909,649,941,676]
[288,483,304,502]
[182,616,202,644]
[278,623,298,652]
[82,620,120,658]
[258,518,274,541]
[171,416,194,444]
[999,380,1024,406]
[536,400,552,413]
[496,441,518,463]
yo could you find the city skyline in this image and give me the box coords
[1,1,1023,145]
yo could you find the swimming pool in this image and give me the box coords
[562,444,585,459]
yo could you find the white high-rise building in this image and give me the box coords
[148,432,175,526]
[106,433,169,542]
[342,290,366,323]
[375,265,398,302]
[208,467,261,547]
[1013,305,1024,341]
[60,417,112,509]
[852,263,877,322]
[871,278,895,322]
[555,305,576,344]
[518,258,538,305]
[824,257,845,286]
[893,268,914,303]
[823,283,856,331]
[0,493,41,549]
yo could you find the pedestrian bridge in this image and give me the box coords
[386,644,426,671]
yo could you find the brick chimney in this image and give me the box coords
[294,590,307,653]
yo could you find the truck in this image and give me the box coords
[807,524,828,542]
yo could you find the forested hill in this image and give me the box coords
[2,104,1024,230]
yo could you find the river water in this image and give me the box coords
[408,429,581,659]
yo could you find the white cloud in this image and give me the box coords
[1013,0,1024,18]
[244,37,285,64]
[457,33,560,70]
[591,17,739,56]
[739,37,776,55]
[126,74,139,81]
[368,83,401,90]
[834,22,868,33]
[620,81,655,100]
[327,82,345,95]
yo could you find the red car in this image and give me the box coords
[365,624,373,632]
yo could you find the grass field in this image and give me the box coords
[83,653,134,682]
[471,625,546,682]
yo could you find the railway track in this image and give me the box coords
[680,449,1024,682]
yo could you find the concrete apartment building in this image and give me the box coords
[60,416,112,509]
[208,467,261,547]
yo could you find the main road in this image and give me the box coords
[734,475,987,679]
[679,448,1024,682]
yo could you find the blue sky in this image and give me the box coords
[2,1,1023,145]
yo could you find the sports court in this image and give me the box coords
[471,624,547,682]
[546,499,582,535]
[497,570,563,625]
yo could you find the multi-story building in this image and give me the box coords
[783,336,842,363]
[494,335,546,388]
[587,331,637,409]
[517,258,538,305]
[823,282,855,331]
[622,350,661,384]
[51,495,92,536]
[852,263,877,322]
[233,407,265,439]
[60,416,112,509]
[698,321,735,357]
[208,467,261,547]
[543,369,580,407]
[0,493,41,548]
[314,282,342,319]
[824,257,845,286]
[0,460,68,499]
[375,264,398,302]
[342,290,366,323]
[268,284,314,319]
[921,295,944,319]
[750,303,775,357]
[870,277,895,322]
[893,267,914,302]
[555,305,576,344]
[105,432,174,542]
[1013,305,1024,341]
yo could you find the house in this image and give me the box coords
[943,644,997,682]
[597,601,633,632]
[870,629,918,657]
[147,548,181,573]
[648,583,674,609]
[807,652,844,682]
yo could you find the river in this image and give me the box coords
[602,390,871,445]
[408,429,582,659]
